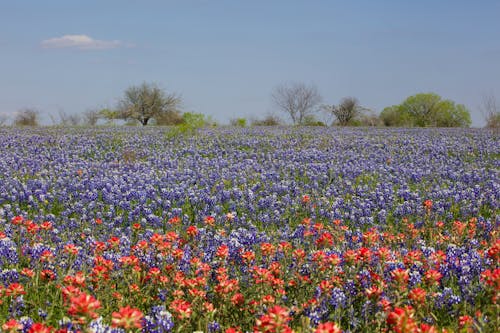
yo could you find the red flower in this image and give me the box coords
[316,232,333,247]
[408,288,427,305]
[419,323,439,333]
[459,315,474,329]
[67,293,101,323]
[204,216,216,226]
[424,269,443,286]
[391,268,409,287]
[387,306,417,333]
[254,305,291,333]
[226,328,242,333]
[28,323,53,333]
[11,216,24,225]
[231,292,245,306]
[111,305,144,330]
[186,225,198,237]
[365,285,383,300]
[2,319,23,332]
[315,322,342,333]
[64,244,79,256]
[216,245,229,259]
[169,299,192,319]
[423,199,433,211]
[5,283,26,297]
[168,216,181,225]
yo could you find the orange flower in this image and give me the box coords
[111,306,144,330]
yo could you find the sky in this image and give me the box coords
[1,0,499,126]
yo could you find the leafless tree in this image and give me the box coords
[323,97,365,126]
[117,82,182,126]
[480,94,500,128]
[56,110,81,126]
[14,108,39,126]
[272,82,322,125]
[82,109,101,126]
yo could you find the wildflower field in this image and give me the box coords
[0,127,498,333]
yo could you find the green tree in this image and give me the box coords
[381,93,471,127]
[116,82,182,126]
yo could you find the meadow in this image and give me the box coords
[0,127,498,333]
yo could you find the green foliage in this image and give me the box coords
[381,93,471,127]
[166,112,208,138]
[380,105,413,127]
[301,115,326,126]
[230,118,247,127]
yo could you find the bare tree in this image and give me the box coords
[55,110,81,126]
[324,97,365,126]
[272,82,322,125]
[14,108,40,126]
[117,82,182,126]
[82,109,101,126]
[480,94,500,128]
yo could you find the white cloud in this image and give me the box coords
[40,34,124,50]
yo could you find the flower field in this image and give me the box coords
[0,127,498,333]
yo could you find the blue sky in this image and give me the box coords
[1,0,499,126]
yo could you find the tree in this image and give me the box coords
[14,108,39,126]
[480,94,500,128]
[154,109,184,126]
[116,83,182,126]
[272,82,322,125]
[55,110,81,126]
[82,109,101,126]
[323,97,366,126]
[381,93,471,127]
[251,114,282,126]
